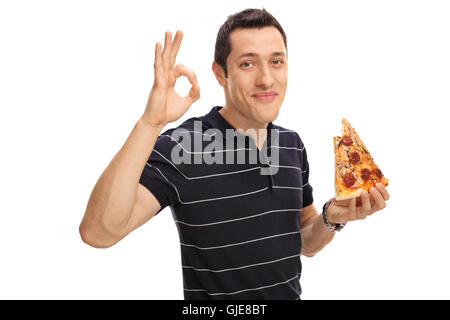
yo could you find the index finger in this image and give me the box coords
[170,30,183,67]
[174,64,197,85]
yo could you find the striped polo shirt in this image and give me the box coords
[139,105,313,300]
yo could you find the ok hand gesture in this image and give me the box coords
[142,30,200,128]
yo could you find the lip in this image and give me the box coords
[251,92,277,101]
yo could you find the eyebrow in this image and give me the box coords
[235,52,286,61]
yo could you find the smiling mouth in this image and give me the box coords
[252,93,277,101]
[252,91,277,97]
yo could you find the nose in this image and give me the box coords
[255,65,274,88]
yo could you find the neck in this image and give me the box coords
[219,104,269,150]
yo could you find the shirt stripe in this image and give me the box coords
[180,231,300,250]
[182,253,301,273]
[174,208,300,227]
[184,273,301,296]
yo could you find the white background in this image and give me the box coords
[1,0,449,299]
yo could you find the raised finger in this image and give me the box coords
[375,183,390,201]
[174,64,198,85]
[162,31,173,69]
[369,186,386,211]
[170,30,183,67]
[154,42,163,78]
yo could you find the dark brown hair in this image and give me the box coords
[214,8,288,78]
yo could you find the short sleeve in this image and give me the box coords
[139,134,183,215]
[297,134,314,208]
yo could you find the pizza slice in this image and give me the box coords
[334,118,389,200]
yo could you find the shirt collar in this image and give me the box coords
[202,106,275,160]
[203,106,274,139]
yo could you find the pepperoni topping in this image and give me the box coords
[343,172,356,187]
[342,135,353,146]
[373,168,383,178]
[361,168,371,181]
[349,151,360,164]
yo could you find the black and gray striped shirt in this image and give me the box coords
[139,106,313,300]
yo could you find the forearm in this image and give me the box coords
[301,212,336,257]
[80,118,164,239]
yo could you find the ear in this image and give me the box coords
[212,61,227,87]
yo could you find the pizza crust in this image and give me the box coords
[335,188,363,200]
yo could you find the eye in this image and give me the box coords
[240,61,253,68]
[273,59,285,65]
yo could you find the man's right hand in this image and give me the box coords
[142,30,200,128]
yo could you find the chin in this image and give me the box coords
[256,107,280,124]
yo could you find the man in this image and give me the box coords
[79,8,390,300]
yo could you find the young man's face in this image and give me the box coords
[218,26,288,126]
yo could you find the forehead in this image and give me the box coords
[228,26,286,58]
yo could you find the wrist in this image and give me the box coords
[138,117,165,132]
[325,202,337,226]
[322,198,346,232]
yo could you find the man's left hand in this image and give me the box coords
[326,183,390,225]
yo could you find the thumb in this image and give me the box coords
[184,83,200,105]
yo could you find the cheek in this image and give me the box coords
[230,76,250,97]
[276,70,288,85]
